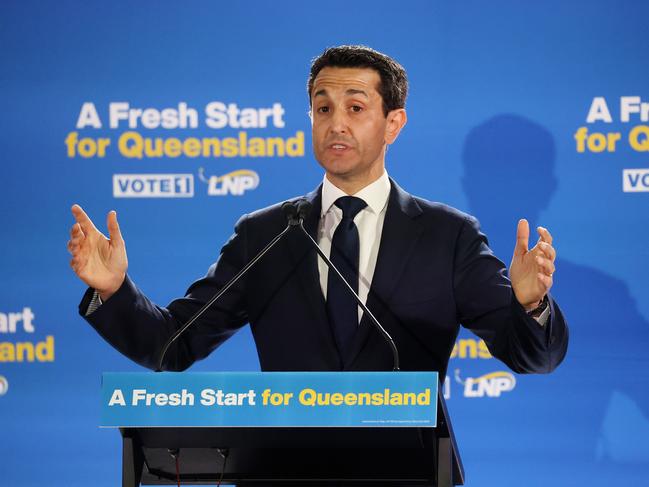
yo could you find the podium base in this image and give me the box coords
[121,427,459,487]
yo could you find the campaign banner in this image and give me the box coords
[101,372,438,428]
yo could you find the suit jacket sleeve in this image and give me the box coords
[453,215,568,373]
[78,215,251,371]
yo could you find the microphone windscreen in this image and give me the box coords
[281,201,298,222]
[297,200,313,219]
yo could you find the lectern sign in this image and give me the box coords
[101,372,438,428]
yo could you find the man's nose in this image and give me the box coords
[329,109,349,134]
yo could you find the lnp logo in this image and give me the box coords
[623,169,649,192]
[199,168,260,196]
[0,375,8,396]
[454,369,516,398]
[113,174,194,198]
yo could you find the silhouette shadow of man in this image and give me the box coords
[460,114,649,479]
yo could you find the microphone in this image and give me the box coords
[156,201,299,371]
[294,200,400,371]
[296,199,311,222]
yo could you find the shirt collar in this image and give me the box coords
[320,171,391,216]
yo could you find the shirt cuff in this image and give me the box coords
[85,290,103,316]
[532,304,550,327]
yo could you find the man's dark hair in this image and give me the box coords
[307,45,408,116]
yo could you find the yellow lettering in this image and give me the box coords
[629,125,649,151]
[458,338,478,358]
[299,388,316,407]
[144,138,163,157]
[0,336,55,362]
[112,132,304,159]
[0,343,15,362]
[267,137,285,157]
[118,131,143,159]
[390,393,404,405]
[248,137,266,157]
[238,131,247,157]
[344,392,358,405]
[164,138,181,157]
[478,340,492,358]
[287,131,305,156]
[202,138,221,157]
[330,393,343,406]
[36,336,55,362]
[587,132,607,152]
[222,137,238,157]
[574,127,588,153]
[417,388,431,405]
[16,342,35,361]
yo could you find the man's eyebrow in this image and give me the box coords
[346,88,369,98]
[313,88,369,98]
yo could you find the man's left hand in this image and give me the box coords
[509,219,556,311]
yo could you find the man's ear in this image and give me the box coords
[385,109,407,145]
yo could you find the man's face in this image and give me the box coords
[310,67,404,191]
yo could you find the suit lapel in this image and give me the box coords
[286,186,344,368]
[345,179,425,369]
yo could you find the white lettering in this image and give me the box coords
[109,389,126,406]
[76,102,102,129]
[200,389,257,406]
[109,102,198,129]
[0,308,36,333]
[586,97,612,123]
[620,96,649,122]
[205,102,285,129]
[113,174,194,198]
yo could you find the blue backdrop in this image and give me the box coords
[1,1,648,485]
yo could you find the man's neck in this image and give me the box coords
[325,169,385,195]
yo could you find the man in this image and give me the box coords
[68,46,567,376]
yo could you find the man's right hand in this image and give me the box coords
[68,204,128,301]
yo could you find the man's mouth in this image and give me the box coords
[328,142,351,151]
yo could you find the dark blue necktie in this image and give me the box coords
[326,196,367,363]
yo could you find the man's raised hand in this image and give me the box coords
[509,219,556,311]
[68,205,128,301]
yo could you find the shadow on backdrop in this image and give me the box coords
[461,114,649,473]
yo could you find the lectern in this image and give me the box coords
[101,372,464,486]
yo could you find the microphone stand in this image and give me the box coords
[156,199,400,372]
[156,204,300,371]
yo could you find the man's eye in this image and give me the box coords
[351,105,363,112]
[317,106,329,113]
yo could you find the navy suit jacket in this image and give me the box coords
[80,179,568,377]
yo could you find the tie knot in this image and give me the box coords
[335,196,367,221]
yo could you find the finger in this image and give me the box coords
[514,219,530,256]
[536,255,555,275]
[70,257,81,273]
[69,234,83,246]
[537,272,553,290]
[67,239,83,255]
[71,205,96,235]
[106,210,124,245]
[539,241,556,261]
[70,222,86,239]
[537,226,553,245]
[69,227,85,244]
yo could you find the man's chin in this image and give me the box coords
[318,160,356,176]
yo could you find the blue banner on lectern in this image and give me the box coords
[101,372,438,428]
